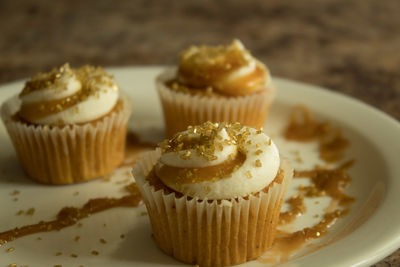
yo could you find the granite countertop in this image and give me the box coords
[0,0,399,266]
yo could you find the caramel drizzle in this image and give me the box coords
[155,152,246,185]
[295,160,355,206]
[261,209,349,263]
[279,195,306,225]
[176,40,266,96]
[19,65,117,122]
[0,184,142,246]
[284,105,350,163]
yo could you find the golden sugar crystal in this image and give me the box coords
[180,150,191,160]
[99,238,107,244]
[16,210,24,216]
[256,143,261,148]
[55,252,62,256]
[6,247,14,252]
[255,159,262,167]
[91,250,99,256]
[9,264,17,267]
[246,171,252,178]
[26,208,35,215]
[70,253,78,258]
[255,149,263,155]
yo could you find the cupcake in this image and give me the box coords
[0,63,131,184]
[156,39,276,137]
[133,122,293,267]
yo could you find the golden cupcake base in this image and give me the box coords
[1,96,131,184]
[134,150,293,267]
[156,68,276,138]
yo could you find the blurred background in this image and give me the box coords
[0,0,399,266]
[1,0,399,121]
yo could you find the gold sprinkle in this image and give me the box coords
[181,150,191,160]
[255,159,262,167]
[246,171,252,178]
[91,250,99,256]
[256,143,261,148]
[100,238,107,244]
[9,264,17,267]
[268,138,272,145]
[55,252,62,256]
[255,149,262,155]
[74,236,80,242]
[54,265,62,267]
[26,208,35,215]
[6,247,15,252]
[10,190,20,196]
[16,210,24,216]
[70,253,78,258]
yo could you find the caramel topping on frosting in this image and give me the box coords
[21,64,74,96]
[176,39,269,96]
[18,63,119,125]
[153,122,280,199]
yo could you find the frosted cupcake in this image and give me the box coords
[156,39,276,137]
[133,122,292,267]
[0,63,131,184]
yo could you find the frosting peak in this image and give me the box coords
[155,122,280,199]
[177,39,269,96]
[18,64,119,125]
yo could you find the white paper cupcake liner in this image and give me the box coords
[156,67,276,137]
[133,150,293,267]
[1,93,132,184]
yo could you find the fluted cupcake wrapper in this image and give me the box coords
[133,150,293,267]
[1,94,132,184]
[156,68,276,137]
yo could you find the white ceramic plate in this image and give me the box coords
[0,67,399,267]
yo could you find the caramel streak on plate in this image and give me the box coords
[261,209,349,263]
[0,184,142,246]
[285,105,350,163]
[295,160,355,206]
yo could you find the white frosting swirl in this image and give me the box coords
[157,124,280,199]
[223,40,270,89]
[19,64,119,125]
[160,128,237,168]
